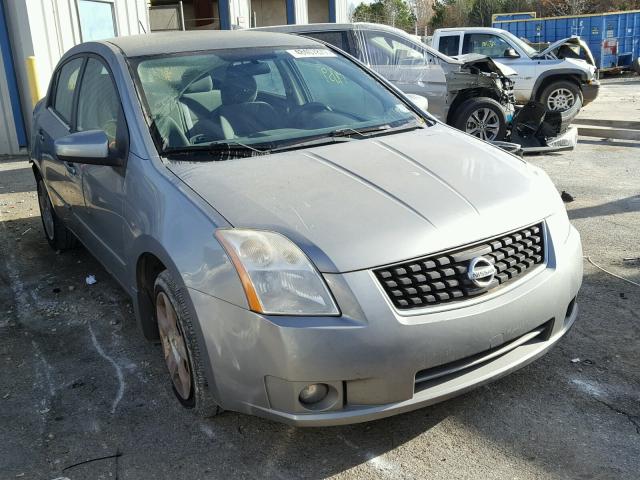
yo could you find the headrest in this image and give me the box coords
[185,76,213,94]
[181,69,213,94]
[221,72,257,105]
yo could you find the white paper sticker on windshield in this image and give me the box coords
[287,48,336,58]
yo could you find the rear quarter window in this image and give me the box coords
[303,31,353,54]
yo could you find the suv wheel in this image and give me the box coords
[154,270,221,418]
[36,177,76,251]
[453,98,507,141]
[540,80,582,112]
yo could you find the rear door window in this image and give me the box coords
[51,58,84,125]
[439,35,460,57]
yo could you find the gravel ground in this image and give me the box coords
[0,78,638,480]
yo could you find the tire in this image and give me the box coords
[539,80,582,113]
[452,97,507,141]
[154,270,221,418]
[36,176,76,251]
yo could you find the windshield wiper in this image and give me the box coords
[162,140,272,160]
[162,122,426,159]
[338,121,425,138]
[331,124,392,138]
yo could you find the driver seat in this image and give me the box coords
[213,70,279,139]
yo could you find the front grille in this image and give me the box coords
[374,223,545,310]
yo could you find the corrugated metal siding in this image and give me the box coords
[1,0,149,154]
[0,0,25,154]
[0,47,20,154]
[494,10,640,69]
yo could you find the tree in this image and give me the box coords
[411,0,436,35]
[351,0,417,32]
[541,0,594,16]
[469,0,504,27]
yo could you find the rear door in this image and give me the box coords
[38,57,86,226]
[358,29,448,120]
[73,56,129,283]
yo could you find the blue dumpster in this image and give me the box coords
[493,10,640,70]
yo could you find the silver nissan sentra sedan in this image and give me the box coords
[31,31,583,426]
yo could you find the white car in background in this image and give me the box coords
[432,27,600,114]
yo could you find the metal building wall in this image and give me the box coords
[228,0,347,28]
[0,0,26,155]
[3,0,149,147]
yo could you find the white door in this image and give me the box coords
[461,32,536,103]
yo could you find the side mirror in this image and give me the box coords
[503,48,520,58]
[54,130,122,166]
[405,93,429,112]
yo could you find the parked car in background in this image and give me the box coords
[257,23,518,141]
[432,27,599,114]
[31,30,582,426]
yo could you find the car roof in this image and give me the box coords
[436,27,505,33]
[102,30,320,57]
[253,22,405,34]
[255,22,455,62]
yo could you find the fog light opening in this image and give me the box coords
[298,383,339,411]
[299,383,329,405]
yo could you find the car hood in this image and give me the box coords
[454,53,517,77]
[167,125,560,273]
[535,36,596,66]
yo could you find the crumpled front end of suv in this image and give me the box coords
[464,55,516,110]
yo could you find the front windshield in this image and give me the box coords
[501,31,538,57]
[132,46,425,156]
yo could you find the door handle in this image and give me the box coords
[38,129,45,142]
[64,161,78,176]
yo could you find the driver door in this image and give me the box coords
[73,56,129,283]
[360,30,447,119]
[37,57,86,227]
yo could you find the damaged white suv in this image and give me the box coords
[433,27,600,114]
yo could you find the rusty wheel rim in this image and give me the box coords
[156,291,192,400]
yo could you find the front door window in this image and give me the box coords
[462,34,512,58]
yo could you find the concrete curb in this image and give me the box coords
[574,118,640,141]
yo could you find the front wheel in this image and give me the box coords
[36,177,76,251]
[154,270,221,418]
[453,98,507,141]
[539,80,582,113]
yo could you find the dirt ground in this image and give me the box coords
[1,77,639,480]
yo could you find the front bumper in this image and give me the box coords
[189,224,583,426]
[582,80,600,106]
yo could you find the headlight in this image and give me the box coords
[215,229,340,316]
